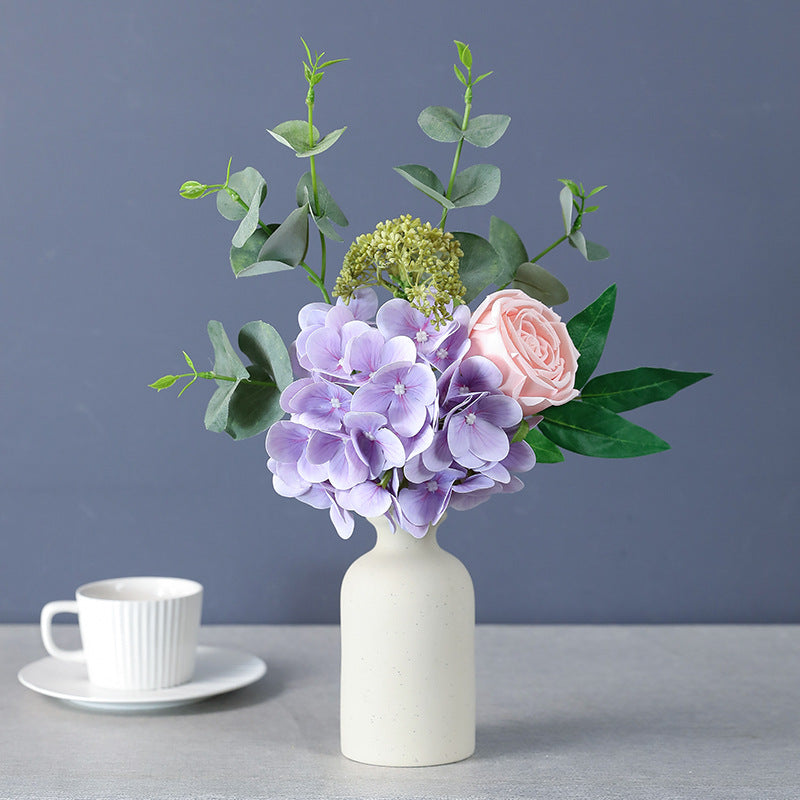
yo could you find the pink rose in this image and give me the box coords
[467,289,580,416]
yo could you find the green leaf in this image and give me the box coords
[463,114,510,148]
[539,401,670,458]
[236,205,309,277]
[216,167,267,221]
[149,374,180,391]
[204,382,237,434]
[393,165,454,209]
[451,164,501,208]
[512,262,569,306]
[559,184,573,234]
[473,71,492,84]
[453,231,499,303]
[207,321,248,381]
[580,368,711,413]
[454,64,467,85]
[489,216,528,287]
[588,184,608,197]
[295,172,348,226]
[231,184,266,249]
[417,106,463,143]
[229,226,278,276]
[585,240,610,261]
[511,419,530,444]
[238,321,293,391]
[525,426,565,463]
[300,126,347,158]
[224,369,283,440]
[569,230,588,260]
[267,120,320,154]
[566,284,617,389]
[454,40,471,69]
[558,178,580,196]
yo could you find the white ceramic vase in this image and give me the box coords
[340,514,475,767]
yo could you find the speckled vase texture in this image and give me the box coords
[340,515,476,766]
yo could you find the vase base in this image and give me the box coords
[341,743,475,768]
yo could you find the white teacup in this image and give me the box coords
[40,577,203,690]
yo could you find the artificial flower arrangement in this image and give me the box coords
[152,40,709,540]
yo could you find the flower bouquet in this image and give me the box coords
[152,40,709,765]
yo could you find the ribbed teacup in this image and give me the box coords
[40,577,203,690]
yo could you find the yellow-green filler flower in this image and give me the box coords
[334,215,465,325]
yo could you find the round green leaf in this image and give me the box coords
[463,114,511,148]
[229,226,278,277]
[417,106,463,143]
[250,205,309,271]
[299,127,347,158]
[452,231,499,303]
[489,216,528,287]
[451,164,501,208]
[206,321,248,381]
[238,321,293,391]
[267,120,320,154]
[393,165,454,209]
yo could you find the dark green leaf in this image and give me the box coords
[207,321,248,381]
[216,167,267,221]
[237,205,309,277]
[525,426,565,463]
[238,321,294,391]
[539,401,670,458]
[393,165,454,209]
[463,114,510,148]
[451,164,501,208]
[204,383,237,434]
[585,240,610,261]
[267,120,320,154]
[224,368,284,440]
[229,226,279,277]
[566,284,617,388]
[453,231,499,303]
[581,368,711,413]
[512,262,569,305]
[417,106,463,143]
[489,216,528,287]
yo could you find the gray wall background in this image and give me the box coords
[1,0,797,623]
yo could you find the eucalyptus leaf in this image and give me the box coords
[569,230,588,260]
[295,172,348,226]
[298,185,344,242]
[247,204,309,272]
[267,120,320,154]
[451,164,501,208]
[417,106,463,143]
[580,368,711,413]
[300,127,347,158]
[229,226,278,277]
[566,284,617,389]
[238,321,294,391]
[559,184,573,234]
[231,185,265,249]
[394,165,454,209]
[224,370,284,439]
[216,167,267,221]
[206,321,248,381]
[489,216,528,287]
[463,114,511,147]
[539,401,670,458]
[525,426,565,463]
[236,260,297,278]
[453,231,499,303]
[512,262,569,306]
[585,240,610,261]
[204,382,237,434]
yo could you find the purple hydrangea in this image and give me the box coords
[266,288,537,538]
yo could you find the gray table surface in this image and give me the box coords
[2,624,798,800]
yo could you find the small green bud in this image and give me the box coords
[179,180,207,199]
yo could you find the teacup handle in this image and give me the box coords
[40,601,84,662]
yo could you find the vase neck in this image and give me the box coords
[367,516,444,553]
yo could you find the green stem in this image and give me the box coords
[184,371,276,387]
[228,189,271,233]
[530,234,568,264]
[439,101,472,229]
[300,262,331,303]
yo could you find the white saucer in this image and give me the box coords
[18,646,266,711]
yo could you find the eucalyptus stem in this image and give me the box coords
[439,100,472,230]
[529,234,568,265]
